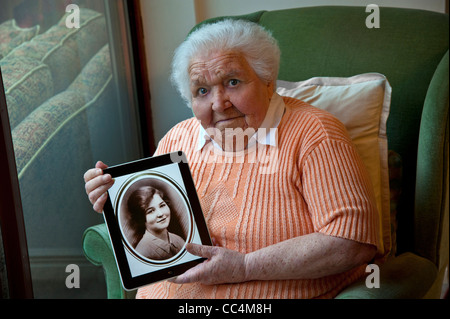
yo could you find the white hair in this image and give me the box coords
[170,19,281,107]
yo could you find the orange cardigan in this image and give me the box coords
[137,96,379,299]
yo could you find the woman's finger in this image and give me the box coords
[83,167,102,183]
[87,177,114,205]
[169,260,208,284]
[93,192,109,213]
[185,243,215,259]
[85,173,113,195]
[84,161,113,213]
[84,161,108,184]
[95,161,108,170]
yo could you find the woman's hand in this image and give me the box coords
[170,243,248,285]
[83,161,114,213]
[169,233,376,285]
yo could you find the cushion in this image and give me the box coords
[0,19,40,60]
[67,45,111,98]
[56,8,108,65]
[276,73,392,260]
[0,56,54,129]
[12,44,112,178]
[11,31,80,94]
[6,8,107,94]
[2,8,108,131]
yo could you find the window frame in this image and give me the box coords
[0,69,33,299]
[0,0,154,298]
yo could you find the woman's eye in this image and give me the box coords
[160,202,166,208]
[198,88,208,95]
[229,79,239,86]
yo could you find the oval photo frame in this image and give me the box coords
[115,171,193,266]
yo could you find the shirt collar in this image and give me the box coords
[143,231,176,254]
[196,92,285,151]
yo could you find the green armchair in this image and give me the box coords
[83,6,449,299]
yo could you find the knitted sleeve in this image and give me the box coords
[300,118,379,247]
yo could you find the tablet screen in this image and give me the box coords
[102,151,211,290]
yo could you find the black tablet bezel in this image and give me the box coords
[102,151,211,291]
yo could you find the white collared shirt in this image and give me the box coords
[196,92,286,151]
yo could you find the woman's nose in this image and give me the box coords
[211,87,232,111]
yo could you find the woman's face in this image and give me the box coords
[189,51,274,152]
[144,194,171,234]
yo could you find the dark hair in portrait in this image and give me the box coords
[127,186,169,237]
[119,178,190,253]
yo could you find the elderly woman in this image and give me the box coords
[127,186,185,260]
[84,19,378,299]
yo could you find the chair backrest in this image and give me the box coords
[194,6,449,264]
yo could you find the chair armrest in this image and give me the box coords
[83,225,437,299]
[82,223,136,299]
[335,252,437,299]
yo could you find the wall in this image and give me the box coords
[140,0,447,144]
[139,0,197,146]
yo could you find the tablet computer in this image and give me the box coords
[102,151,211,290]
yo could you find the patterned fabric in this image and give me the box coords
[9,34,80,94]
[1,8,107,132]
[0,56,54,129]
[7,8,107,95]
[0,19,40,60]
[67,45,112,97]
[136,96,379,299]
[12,44,111,176]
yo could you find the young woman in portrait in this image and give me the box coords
[127,186,185,260]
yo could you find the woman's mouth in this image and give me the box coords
[157,217,167,223]
[214,116,246,129]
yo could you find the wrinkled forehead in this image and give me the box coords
[188,51,252,84]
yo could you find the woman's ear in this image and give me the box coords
[267,80,275,97]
